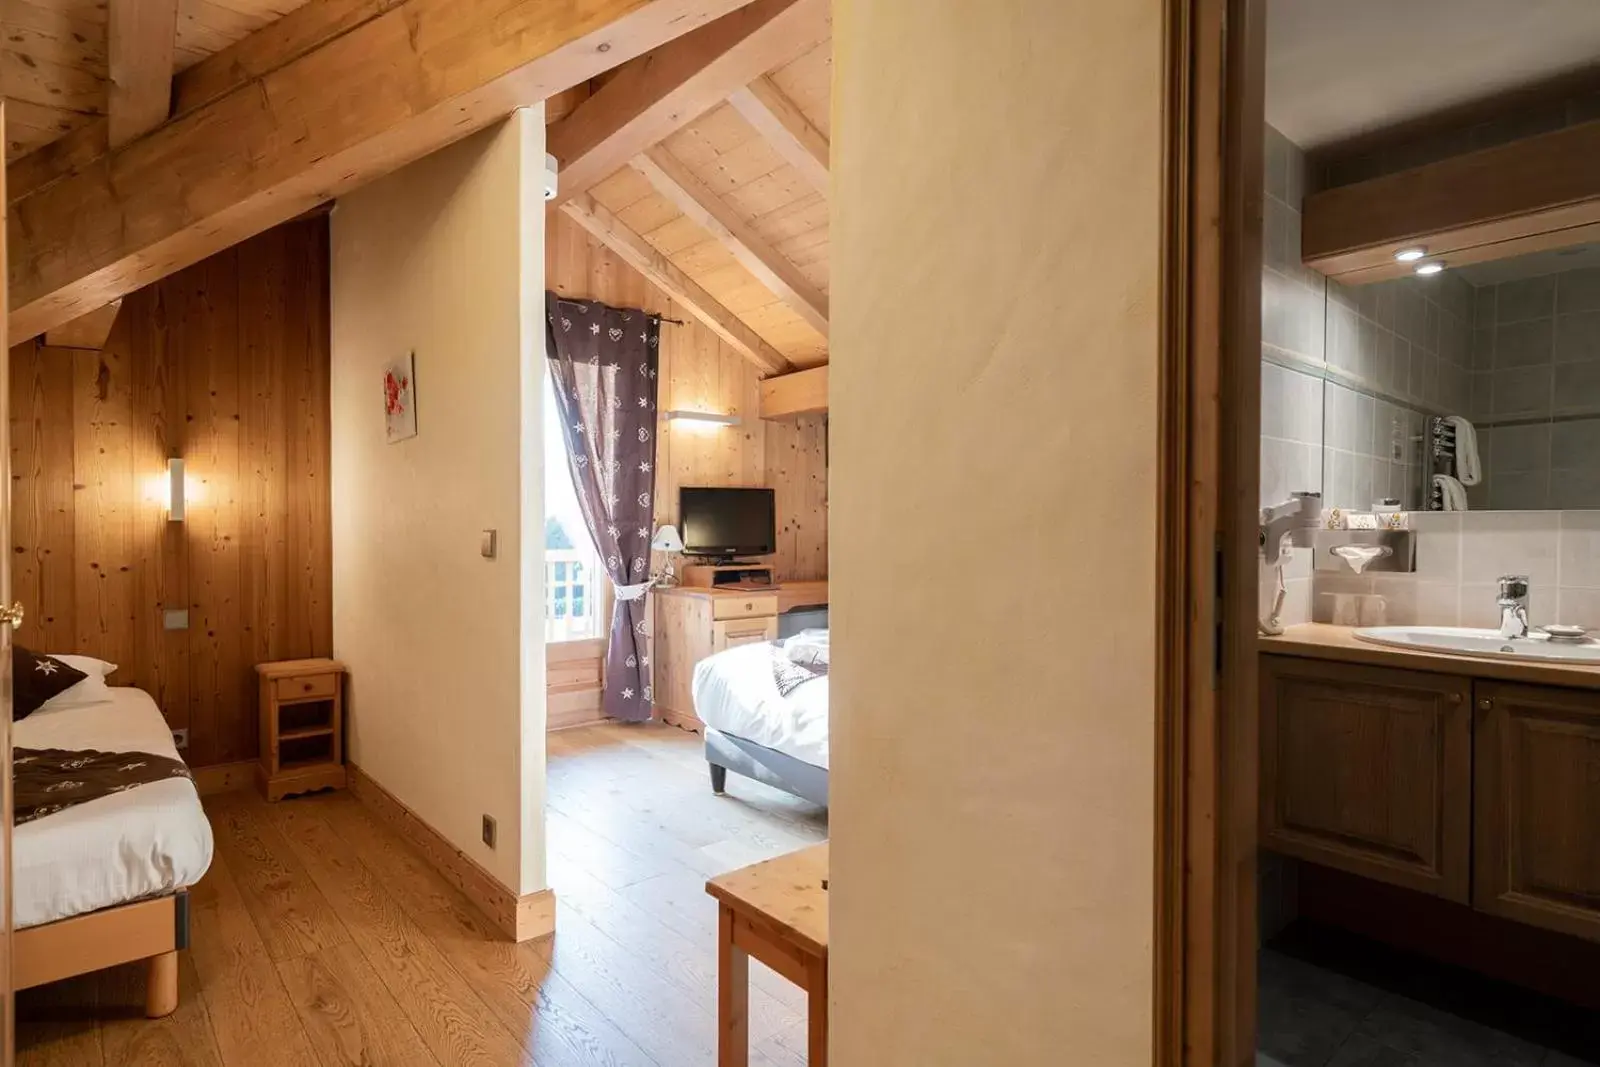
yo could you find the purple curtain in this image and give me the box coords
[545,293,661,722]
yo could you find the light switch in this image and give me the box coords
[481,529,498,559]
[163,608,189,631]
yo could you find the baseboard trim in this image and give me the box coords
[192,761,256,796]
[346,763,555,943]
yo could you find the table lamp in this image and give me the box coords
[651,525,684,587]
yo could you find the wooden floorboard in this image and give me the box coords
[17,721,827,1066]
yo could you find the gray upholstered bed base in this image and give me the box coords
[704,728,828,808]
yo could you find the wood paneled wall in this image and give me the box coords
[546,210,828,580]
[9,216,332,767]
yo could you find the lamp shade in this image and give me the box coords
[651,525,684,553]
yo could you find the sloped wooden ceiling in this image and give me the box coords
[5,0,831,373]
[3,0,314,160]
[575,40,832,371]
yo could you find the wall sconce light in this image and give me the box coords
[663,410,741,427]
[168,458,186,522]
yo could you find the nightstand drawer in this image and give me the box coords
[711,594,778,621]
[276,674,337,702]
[713,616,778,652]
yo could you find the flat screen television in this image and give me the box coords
[679,487,776,558]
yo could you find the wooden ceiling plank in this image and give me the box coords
[632,145,827,335]
[547,0,829,205]
[726,74,828,195]
[43,298,121,349]
[107,0,180,149]
[560,194,792,376]
[7,0,764,345]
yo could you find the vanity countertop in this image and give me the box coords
[1260,623,1600,691]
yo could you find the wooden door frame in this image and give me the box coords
[1155,1,1264,1065]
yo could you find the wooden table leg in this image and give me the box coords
[806,955,827,1067]
[718,904,749,1067]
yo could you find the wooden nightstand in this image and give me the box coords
[256,658,347,801]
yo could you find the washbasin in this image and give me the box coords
[1353,626,1600,664]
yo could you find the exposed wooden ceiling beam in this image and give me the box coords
[547,0,829,205]
[7,0,762,345]
[759,364,827,418]
[727,75,828,195]
[107,0,180,149]
[11,0,410,203]
[560,194,791,376]
[1302,120,1600,283]
[632,146,827,335]
[44,299,122,350]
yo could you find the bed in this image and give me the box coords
[11,685,214,1016]
[691,632,829,807]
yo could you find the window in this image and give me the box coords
[544,371,605,642]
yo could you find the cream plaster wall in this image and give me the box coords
[329,109,547,895]
[829,2,1162,1063]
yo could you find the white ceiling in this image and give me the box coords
[1455,242,1600,287]
[1266,0,1600,150]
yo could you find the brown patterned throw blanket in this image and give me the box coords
[771,633,830,697]
[14,748,193,826]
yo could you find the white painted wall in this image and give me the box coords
[831,2,1162,1063]
[329,108,547,895]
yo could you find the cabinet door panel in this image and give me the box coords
[712,617,778,652]
[1261,656,1471,902]
[1475,680,1600,942]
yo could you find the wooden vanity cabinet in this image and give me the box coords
[1474,680,1600,942]
[1260,656,1472,902]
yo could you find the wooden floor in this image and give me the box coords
[16,722,829,1067]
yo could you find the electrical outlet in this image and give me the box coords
[481,814,497,849]
[172,728,189,750]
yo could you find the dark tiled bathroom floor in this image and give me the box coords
[1257,925,1600,1067]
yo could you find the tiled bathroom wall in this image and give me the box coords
[1311,511,1600,630]
[1259,124,1479,627]
[1467,266,1600,509]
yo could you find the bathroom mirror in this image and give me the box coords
[1316,239,1600,513]
[1260,123,1600,517]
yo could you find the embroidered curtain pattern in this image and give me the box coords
[545,293,661,722]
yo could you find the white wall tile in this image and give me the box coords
[1558,510,1600,589]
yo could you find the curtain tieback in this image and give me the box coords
[613,579,656,602]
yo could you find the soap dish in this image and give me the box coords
[1544,624,1590,643]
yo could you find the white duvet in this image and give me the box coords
[691,639,830,769]
[12,688,214,929]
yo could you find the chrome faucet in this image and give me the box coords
[1497,575,1531,639]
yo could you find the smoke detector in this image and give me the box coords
[544,153,559,201]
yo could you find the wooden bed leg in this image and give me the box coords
[145,951,179,1018]
[710,763,728,795]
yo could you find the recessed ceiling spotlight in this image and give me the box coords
[1394,247,1427,262]
[1414,262,1445,276]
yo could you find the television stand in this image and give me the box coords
[680,561,774,589]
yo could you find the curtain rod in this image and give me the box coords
[552,296,684,326]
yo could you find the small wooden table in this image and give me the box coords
[706,843,829,1066]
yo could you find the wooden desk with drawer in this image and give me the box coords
[652,582,827,733]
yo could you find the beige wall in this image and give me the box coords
[329,109,547,896]
[829,2,1163,1063]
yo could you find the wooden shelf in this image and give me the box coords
[279,725,334,742]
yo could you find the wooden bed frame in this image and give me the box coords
[12,889,189,1017]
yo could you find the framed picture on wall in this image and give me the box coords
[384,352,418,443]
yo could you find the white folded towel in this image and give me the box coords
[1445,416,1480,486]
[1433,474,1469,512]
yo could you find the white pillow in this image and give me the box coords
[38,655,119,710]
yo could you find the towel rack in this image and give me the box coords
[1428,416,1457,511]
